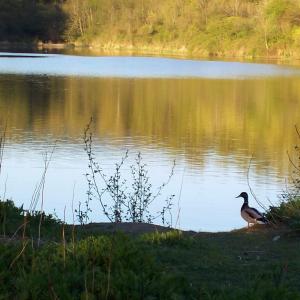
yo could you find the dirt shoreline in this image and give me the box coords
[1,41,299,62]
[75,222,193,235]
[74,221,292,237]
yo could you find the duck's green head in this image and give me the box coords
[236,192,248,202]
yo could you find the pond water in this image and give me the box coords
[0,53,299,231]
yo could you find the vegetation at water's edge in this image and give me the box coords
[2,0,300,58]
[265,128,300,230]
[0,199,300,299]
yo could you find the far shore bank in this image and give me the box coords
[1,41,300,63]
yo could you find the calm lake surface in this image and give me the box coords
[0,52,299,231]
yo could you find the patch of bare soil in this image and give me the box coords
[75,222,288,236]
[76,222,186,235]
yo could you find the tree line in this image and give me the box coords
[1,0,300,57]
[0,0,66,42]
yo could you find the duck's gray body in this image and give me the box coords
[237,192,268,227]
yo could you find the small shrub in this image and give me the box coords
[267,126,300,229]
[84,119,175,225]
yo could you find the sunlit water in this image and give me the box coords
[0,53,299,231]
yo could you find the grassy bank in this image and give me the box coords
[0,200,300,299]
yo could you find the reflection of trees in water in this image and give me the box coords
[0,75,299,173]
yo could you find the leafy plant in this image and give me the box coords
[74,200,92,226]
[83,119,175,225]
[266,125,300,228]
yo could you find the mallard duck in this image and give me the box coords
[236,192,268,228]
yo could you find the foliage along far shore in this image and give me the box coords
[2,0,300,59]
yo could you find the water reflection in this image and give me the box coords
[0,73,299,231]
[1,75,299,169]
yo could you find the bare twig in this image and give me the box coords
[84,272,89,299]
[9,240,29,269]
[71,182,76,253]
[8,220,30,243]
[37,144,56,247]
[295,124,300,139]
[105,234,115,300]
[149,160,176,205]
[30,144,56,212]
[247,155,268,212]
[175,167,185,229]
[0,122,7,179]
[62,205,66,268]
[287,150,300,173]
[22,210,28,243]
[84,118,113,222]
[2,175,8,202]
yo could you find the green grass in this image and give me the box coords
[0,200,62,240]
[0,199,300,299]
